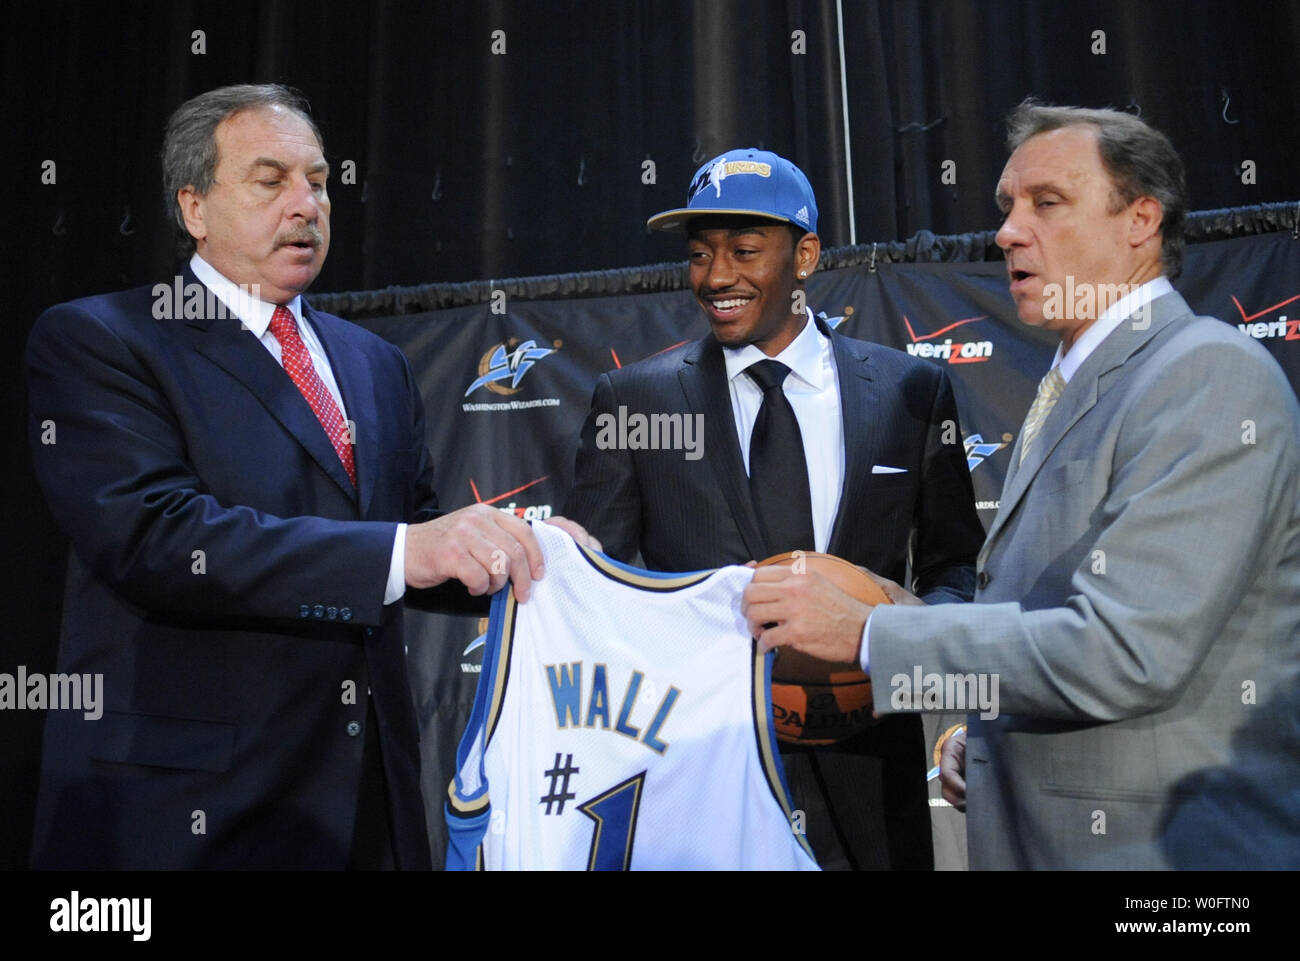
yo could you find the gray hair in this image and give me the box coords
[1005,99,1187,279]
[162,84,323,256]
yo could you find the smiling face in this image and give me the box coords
[995,124,1163,347]
[687,218,820,356]
[178,104,331,304]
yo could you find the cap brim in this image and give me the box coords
[646,208,798,233]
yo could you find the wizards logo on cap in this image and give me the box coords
[690,157,773,201]
[648,148,818,234]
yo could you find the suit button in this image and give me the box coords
[299,605,310,618]
[977,571,990,589]
[326,606,338,621]
[364,627,375,638]
[346,721,361,737]
[313,604,325,619]
[340,607,353,622]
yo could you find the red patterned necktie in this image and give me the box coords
[268,305,357,486]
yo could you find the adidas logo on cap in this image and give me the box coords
[794,205,810,225]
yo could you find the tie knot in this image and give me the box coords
[269,305,296,341]
[1040,366,1066,398]
[746,359,791,392]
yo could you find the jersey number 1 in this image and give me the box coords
[578,771,646,870]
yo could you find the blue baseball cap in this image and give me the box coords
[647,148,818,234]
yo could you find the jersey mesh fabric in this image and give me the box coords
[447,521,818,870]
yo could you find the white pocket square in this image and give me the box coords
[872,465,907,474]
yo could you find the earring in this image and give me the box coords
[799,270,807,278]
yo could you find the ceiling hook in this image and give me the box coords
[1220,87,1239,125]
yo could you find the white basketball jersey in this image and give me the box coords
[446,522,818,870]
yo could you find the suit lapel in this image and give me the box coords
[677,336,769,561]
[182,269,358,504]
[826,326,880,558]
[983,290,1190,553]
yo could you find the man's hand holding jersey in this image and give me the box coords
[405,504,599,602]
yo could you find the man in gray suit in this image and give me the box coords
[743,101,1300,869]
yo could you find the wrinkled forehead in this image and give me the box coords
[995,128,1107,204]
[216,105,325,158]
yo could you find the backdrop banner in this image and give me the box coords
[349,222,1299,869]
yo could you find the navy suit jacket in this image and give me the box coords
[26,266,459,869]
[564,318,985,867]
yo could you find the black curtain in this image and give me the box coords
[9,0,1298,307]
[4,0,1299,868]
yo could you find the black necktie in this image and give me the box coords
[746,359,815,555]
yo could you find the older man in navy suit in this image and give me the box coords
[26,84,592,869]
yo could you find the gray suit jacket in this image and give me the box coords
[869,289,1300,869]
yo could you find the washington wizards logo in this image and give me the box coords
[687,157,728,202]
[464,339,557,396]
[707,157,728,197]
[964,433,1007,472]
[815,308,853,331]
[464,622,488,656]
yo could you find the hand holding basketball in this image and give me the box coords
[858,567,925,607]
[745,552,891,744]
[743,557,884,662]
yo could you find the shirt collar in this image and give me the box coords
[724,308,828,390]
[1055,275,1173,382]
[189,253,302,337]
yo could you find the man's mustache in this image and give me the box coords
[276,225,324,248]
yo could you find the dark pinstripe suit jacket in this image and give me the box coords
[566,318,981,594]
[564,317,984,867]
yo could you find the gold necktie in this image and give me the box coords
[1019,367,1066,464]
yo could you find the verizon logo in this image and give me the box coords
[903,315,994,364]
[1237,315,1299,341]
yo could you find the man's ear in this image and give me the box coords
[1128,196,1163,250]
[177,186,206,245]
[795,231,821,279]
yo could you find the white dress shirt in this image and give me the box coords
[858,275,1175,673]
[1054,276,1173,383]
[189,254,408,605]
[723,309,845,553]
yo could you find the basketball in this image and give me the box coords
[757,551,891,745]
